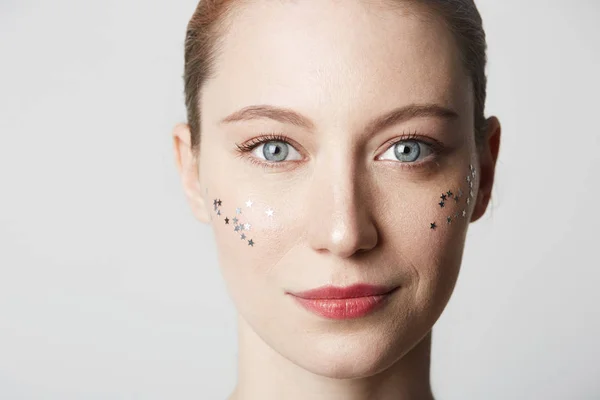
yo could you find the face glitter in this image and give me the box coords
[429,164,476,231]
[212,197,258,248]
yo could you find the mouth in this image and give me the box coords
[287,284,399,320]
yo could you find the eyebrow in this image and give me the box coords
[220,103,459,135]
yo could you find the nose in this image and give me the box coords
[306,156,379,258]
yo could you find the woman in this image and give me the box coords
[172,0,501,398]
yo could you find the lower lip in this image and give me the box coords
[291,289,397,320]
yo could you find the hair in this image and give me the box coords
[183,0,488,156]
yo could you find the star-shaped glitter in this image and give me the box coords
[430,222,437,230]
[447,190,453,198]
[246,200,253,208]
[466,197,471,205]
[454,212,459,218]
[266,209,274,217]
[469,190,474,198]
[439,201,445,208]
[466,175,471,182]
[447,216,452,224]
[469,181,474,188]
[457,189,463,197]
[217,199,222,206]
[236,208,242,215]
[244,223,251,231]
[213,199,218,207]
[224,217,230,224]
[240,233,246,240]
[441,194,447,201]
[216,210,221,216]
[234,225,240,232]
[233,217,239,224]
[248,239,255,247]
[462,210,467,218]
[454,196,460,203]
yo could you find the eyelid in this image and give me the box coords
[235,132,298,153]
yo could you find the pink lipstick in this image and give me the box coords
[288,284,398,320]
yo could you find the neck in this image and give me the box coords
[229,314,435,400]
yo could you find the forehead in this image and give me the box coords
[202,0,471,126]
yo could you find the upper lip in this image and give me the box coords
[289,284,397,300]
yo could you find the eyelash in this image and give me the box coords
[234,130,443,170]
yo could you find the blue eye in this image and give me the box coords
[380,139,433,163]
[252,140,302,162]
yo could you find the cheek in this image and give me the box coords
[426,164,479,233]
[398,163,479,307]
[206,187,293,288]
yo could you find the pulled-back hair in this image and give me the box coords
[183,0,488,155]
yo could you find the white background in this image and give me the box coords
[1,0,599,399]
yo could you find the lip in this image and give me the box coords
[288,284,398,320]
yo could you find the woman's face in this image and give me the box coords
[176,0,494,378]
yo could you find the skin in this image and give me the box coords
[172,1,501,399]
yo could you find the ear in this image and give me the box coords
[471,116,501,222]
[172,123,211,224]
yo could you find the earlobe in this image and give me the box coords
[471,116,501,222]
[172,123,211,224]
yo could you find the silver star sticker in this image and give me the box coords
[233,217,239,224]
[234,225,240,232]
[248,239,254,247]
[265,209,274,217]
[246,200,253,208]
[217,210,221,216]
[240,233,246,240]
[244,223,251,231]
[236,208,242,215]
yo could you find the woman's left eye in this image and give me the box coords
[378,139,434,163]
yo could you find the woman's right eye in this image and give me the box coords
[250,140,303,163]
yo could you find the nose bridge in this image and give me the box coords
[306,142,378,257]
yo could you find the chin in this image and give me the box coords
[286,328,406,379]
